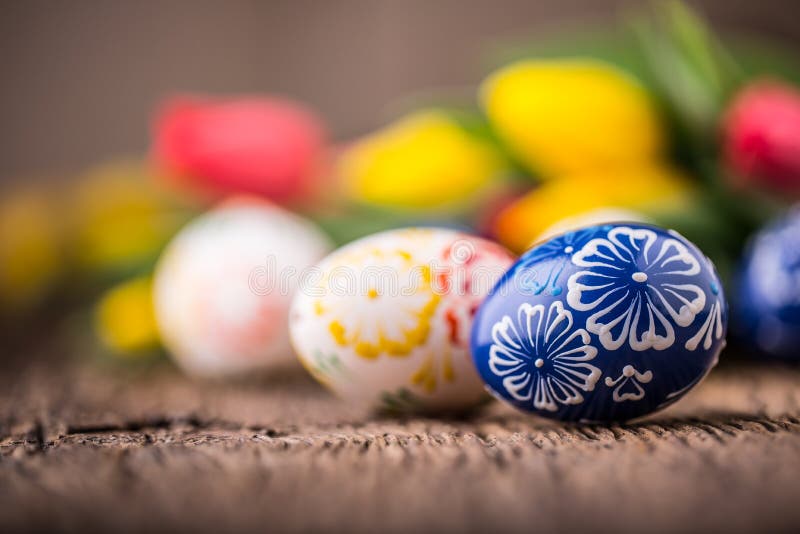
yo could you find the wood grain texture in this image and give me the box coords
[1,354,799,533]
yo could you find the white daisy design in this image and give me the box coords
[488,300,601,412]
[685,258,724,351]
[566,226,706,351]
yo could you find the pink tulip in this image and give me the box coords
[152,96,326,203]
[723,80,800,194]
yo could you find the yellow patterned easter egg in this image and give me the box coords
[289,228,515,412]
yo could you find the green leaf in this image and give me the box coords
[628,1,741,160]
[727,36,800,86]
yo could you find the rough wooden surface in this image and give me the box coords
[1,347,799,533]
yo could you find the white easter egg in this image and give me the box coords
[289,227,515,412]
[154,196,332,377]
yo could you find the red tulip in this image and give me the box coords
[723,80,800,194]
[152,96,326,203]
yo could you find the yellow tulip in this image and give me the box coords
[340,110,507,211]
[481,59,664,177]
[70,161,191,276]
[0,187,62,310]
[94,276,159,355]
[493,165,695,252]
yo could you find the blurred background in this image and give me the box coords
[2,0,800,369]
[2,0,799,179]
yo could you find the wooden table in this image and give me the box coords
[1,343,799,533]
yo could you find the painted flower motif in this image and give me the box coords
[567,226,706,351]
[604,365,653,402]
[515,228,600,297]
[686,256,725,351]
[315,246,439,360]
[402,237,516,393]
[489,300,601,412]
[435,237,515,345]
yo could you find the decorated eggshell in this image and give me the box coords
[289,228,515,412]
[153,196,332,377]
[736,208,800,360]
[471,222,727,422]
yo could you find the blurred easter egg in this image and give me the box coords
[736,208,800,359]
[723,80,800,196]
[152,96,327,203]
[492,165,694,252]
[481,60,664,177]
[153,197,332,377]
[94,276,159,357]
[70,161,193,278]
[339,110,507,212]
[0,186,62,311]
[472,223,726,422]
[290,228,515,412]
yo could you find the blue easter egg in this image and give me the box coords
[737,209,800,360]
[471,223,727,422]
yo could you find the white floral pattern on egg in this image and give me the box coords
[471,223,727,422]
